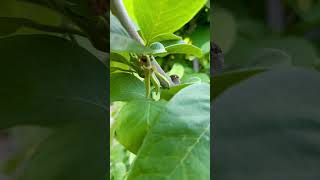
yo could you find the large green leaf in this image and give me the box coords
[115,99,167,154]
[128,83,210,180]
[110,73,146,102]
[214,68,320,179]
[133,0,206,44]
[19,119,107,180]
[0,35,106,129]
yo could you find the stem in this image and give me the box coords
[111,0,174,86]
[193,59,200,72]
[111,0,144,44]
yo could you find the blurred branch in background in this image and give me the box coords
[266,0,285,32]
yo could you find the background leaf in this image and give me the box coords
[0,1,63,36]
[212,8,237,53]
[214,68,320,180]
[19,120,107,180]
[0,35,106,129]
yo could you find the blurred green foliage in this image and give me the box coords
[213,0,320,73]
[213,1,320,179]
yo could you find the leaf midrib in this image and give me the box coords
[166,124,209,178]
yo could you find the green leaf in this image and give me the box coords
[110,61,131,73]
[162,40,203,57]
[128,83,210,180]
[14,1,61,26]
[111,29,151,54]
[133,0,206,44]
[110,73,146,102]
[10,1,62,35]
[110,52,132,66]
[201,41,210,54]
[149,42,167,55]
[160,83,193,101]
[189,25,210,51]
[151,33,182,43]
[110,13,151,53]
[110,13,130,37]
[0,35,106,129]
[214,68,320,179]
[115,99,167,154]
[20,120,107,180]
